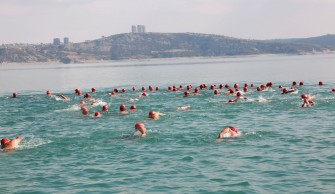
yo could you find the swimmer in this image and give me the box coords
[84,93,91,98]
[217,126,239,139]
[301,94,315,107]
[140,92,148,97]
[281,88,298,94]
[119,104,129,115]
[56,94,71,101]
[12,92,18,98]
[102,105,108,112]
[94,112,102,117]
[224,88,235,96]
[1,136,24,150]
[231,91,247,102]
[177,105,190,111]
[134,122,146,137]
[91,88,96,93]
[82,106,89,115]
[130,105,137,111]
[46,90,51,96]
[193,88,201,96]
[148,110,165,120]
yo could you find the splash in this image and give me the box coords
[17,134,52,150]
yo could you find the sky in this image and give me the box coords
[0,0,334,44]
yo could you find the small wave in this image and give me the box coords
[18,135,52,150]
[91,100,107,107]
[55,104,81,112]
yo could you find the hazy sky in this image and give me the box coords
[1,0,334,44]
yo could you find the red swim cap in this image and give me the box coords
[257,87,261,91]
[234,83,238,88]
[332,88,335,92]
[292,81,297,86]
[186,85,191,90]
[228,99,234,103]
[135,122,145,130]
[250,83,255,87]
[168,86,172,90]
[114,88,119,93]
[214,90,219,95]
[301,94,308,99]
[1,138,10,145]
[132,86,137,91]
[46,90,51,95]
[299,82,304,86]
[225,84,229,88]
[94,112,101,117]
[141,92,147,96]
[91,88,96,93]
[283,88,288,93]
[237,91,242,96]
[244,83,248,87]
[184,91,190,96]
[84,93,91,98]
[173,88,177,92]
[149,110,155,116]
[102,105,108,111]
[179,85,183,89]
[156,87,159,91]
[142,86,146,91]
[75,89,79,94]
[210,85,215,90]
[279,85,283,89]
[122,89,126,93]
[13,92,18,98]
[80,100,85,105]
[219,84,223,89]
[229,88,234,94]
[130,105,137,110]
[149,85,153,91]
[319,81,323,85]
[82,107,89,115]
[243,87,248,92]
[120,104,127,111]
[229,126,238,132]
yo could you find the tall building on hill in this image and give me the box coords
[131,25,146,33]
[64,37,69,44]
[131,25,137,33]
[53,38,61,45]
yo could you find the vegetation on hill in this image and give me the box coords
[1,33,334,64]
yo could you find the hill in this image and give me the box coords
[1,33,334,64]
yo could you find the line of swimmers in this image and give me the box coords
[1,124,240,150]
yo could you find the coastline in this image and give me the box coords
[1,51,335,67]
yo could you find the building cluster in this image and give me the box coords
[131,25,146,33]
[53,37,70,45]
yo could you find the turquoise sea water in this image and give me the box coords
[0,55,335,193]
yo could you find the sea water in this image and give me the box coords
[0,54,334,193]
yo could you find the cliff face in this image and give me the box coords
[1,33,334,64]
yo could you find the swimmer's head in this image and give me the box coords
[80,100,85,105]
[250,83,255,87]
[135,122,146,132]
[278,85,283,89]
[130,105,137,110]
[243,87,248,92]
[229,88,234,94]
[292,81,297,86]
[1,138,10,146]
[257,87,261,91]
[132,86,137,91]
[283,88,288,93]
[214,89,219,95]
[210,85,215,90]
[91,88,96,93]
[301,94,308,99]
[234,83,238,88]
[84,93,91,98]
[229,126,238,132]
[186,85,191,90]
[12,92,18,98]
[141,92,147,97]
[319,81,323,85]
[75,89,79,94]
[122,88,126,93]
[184,91,190,96]
[236,91,242,97]
[244,83,248,88]
[120,104,127,111]
[156,86,160,91]
[46,90,51,96]
[102,105,108,112]
[77,91,82,96]
[110,91,116,96]
[332,88,335,92]
[299,82,304,86]
[82,107,89,115]
[94,112,101,117]
[219,84,223,89]
[173,88,177,92]
[228,99,234,103]
[225,84,229,88]
[149,85,153,91]
[149,110,155,117]
[235,88,240,91]
[114,88,119,93]
[168,86,172,90]
[179,85,183,89]
[142,86,146,91]
[194,88,199,93]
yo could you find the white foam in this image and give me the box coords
[17,135,52,150]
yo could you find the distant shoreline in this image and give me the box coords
[1,51,335,67]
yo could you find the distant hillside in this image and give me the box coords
[279,34,335,47]
[1,33,334,64]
